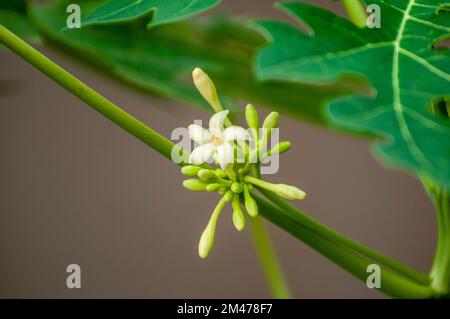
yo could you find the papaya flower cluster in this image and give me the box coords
[181,68,306,259]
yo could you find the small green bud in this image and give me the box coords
[264,141,292,158]
[192,68,222,113]
[260,112,279,153]
[262,112,279,130]
[218,187,227,195]
[206,183,221,192]
[245,104,259,130]
[198,225,214,259]
[182,179,207,191]
[223,190,234,202]
[243,184,258,217]
[232,195,245,231]
[274,184,307,200]
[181,165,202,177]
[231,182,242,194]
[198,169,218,183]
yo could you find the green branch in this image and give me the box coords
[0,24,438,298]
[252,193,434,298]
[249,216,292,298]
[429,185,450,296]
[0,24,179,163]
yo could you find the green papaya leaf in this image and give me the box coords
[29,0,346,123]
[82,0,221,28]
[254,1,450,187]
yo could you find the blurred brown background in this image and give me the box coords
[0,0,436,298]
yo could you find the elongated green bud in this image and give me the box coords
[246,104,259,129]
[243,184,258,217]
[274,184,306,200]
[198,169,218,183]
[232,195,245,231]
[192,68,222,113]
[198,194,231,259]
[245,104,259,143]
[181,165,202,177]
[244,176,306,201]
[260,112,279,152]
[183,179,207,191]
[206,183,221,192]
[262,112,279,130]
[264,141,292,158]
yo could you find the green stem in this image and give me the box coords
[429,186,450,296]
[343,0,367,28]
[0,24,436,298]
[252,192,434,298]
[0,24,181,163]
[249,216,292,298]
[247,165,292,298]
[257,187,431,287]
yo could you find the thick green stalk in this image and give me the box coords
[0,24,181,163]
[252,193,434,298]
[343,0,367,28]
[0,24,436,298]
[430,187,450,296]
[248,165,292,298]
[257,187,431,287]
[249,216,292,298]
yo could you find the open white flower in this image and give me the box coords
[189,110,250,170]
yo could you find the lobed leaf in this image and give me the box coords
[82,0,221,28]
[254,1,450,187]
[29,0,346,123]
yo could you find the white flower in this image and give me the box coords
[188,110,250,170]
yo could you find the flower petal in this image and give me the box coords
[224,126,251,142]
[189,143,215,165]
[188,124,211,145]
[216,142,234,171]
[209,110,229,134]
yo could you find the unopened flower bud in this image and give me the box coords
[262,112,279,130]
[192,68,222,113]
[181,165,202,177]
[232,195,245,231]
[198,194,229,259]
[182,179,207,191]
[264,141,292,158]
[198,169,218,183]
[206,183,221,192]
[243,184,258,217]
[274,184,307,200]
[245,104,259,130]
